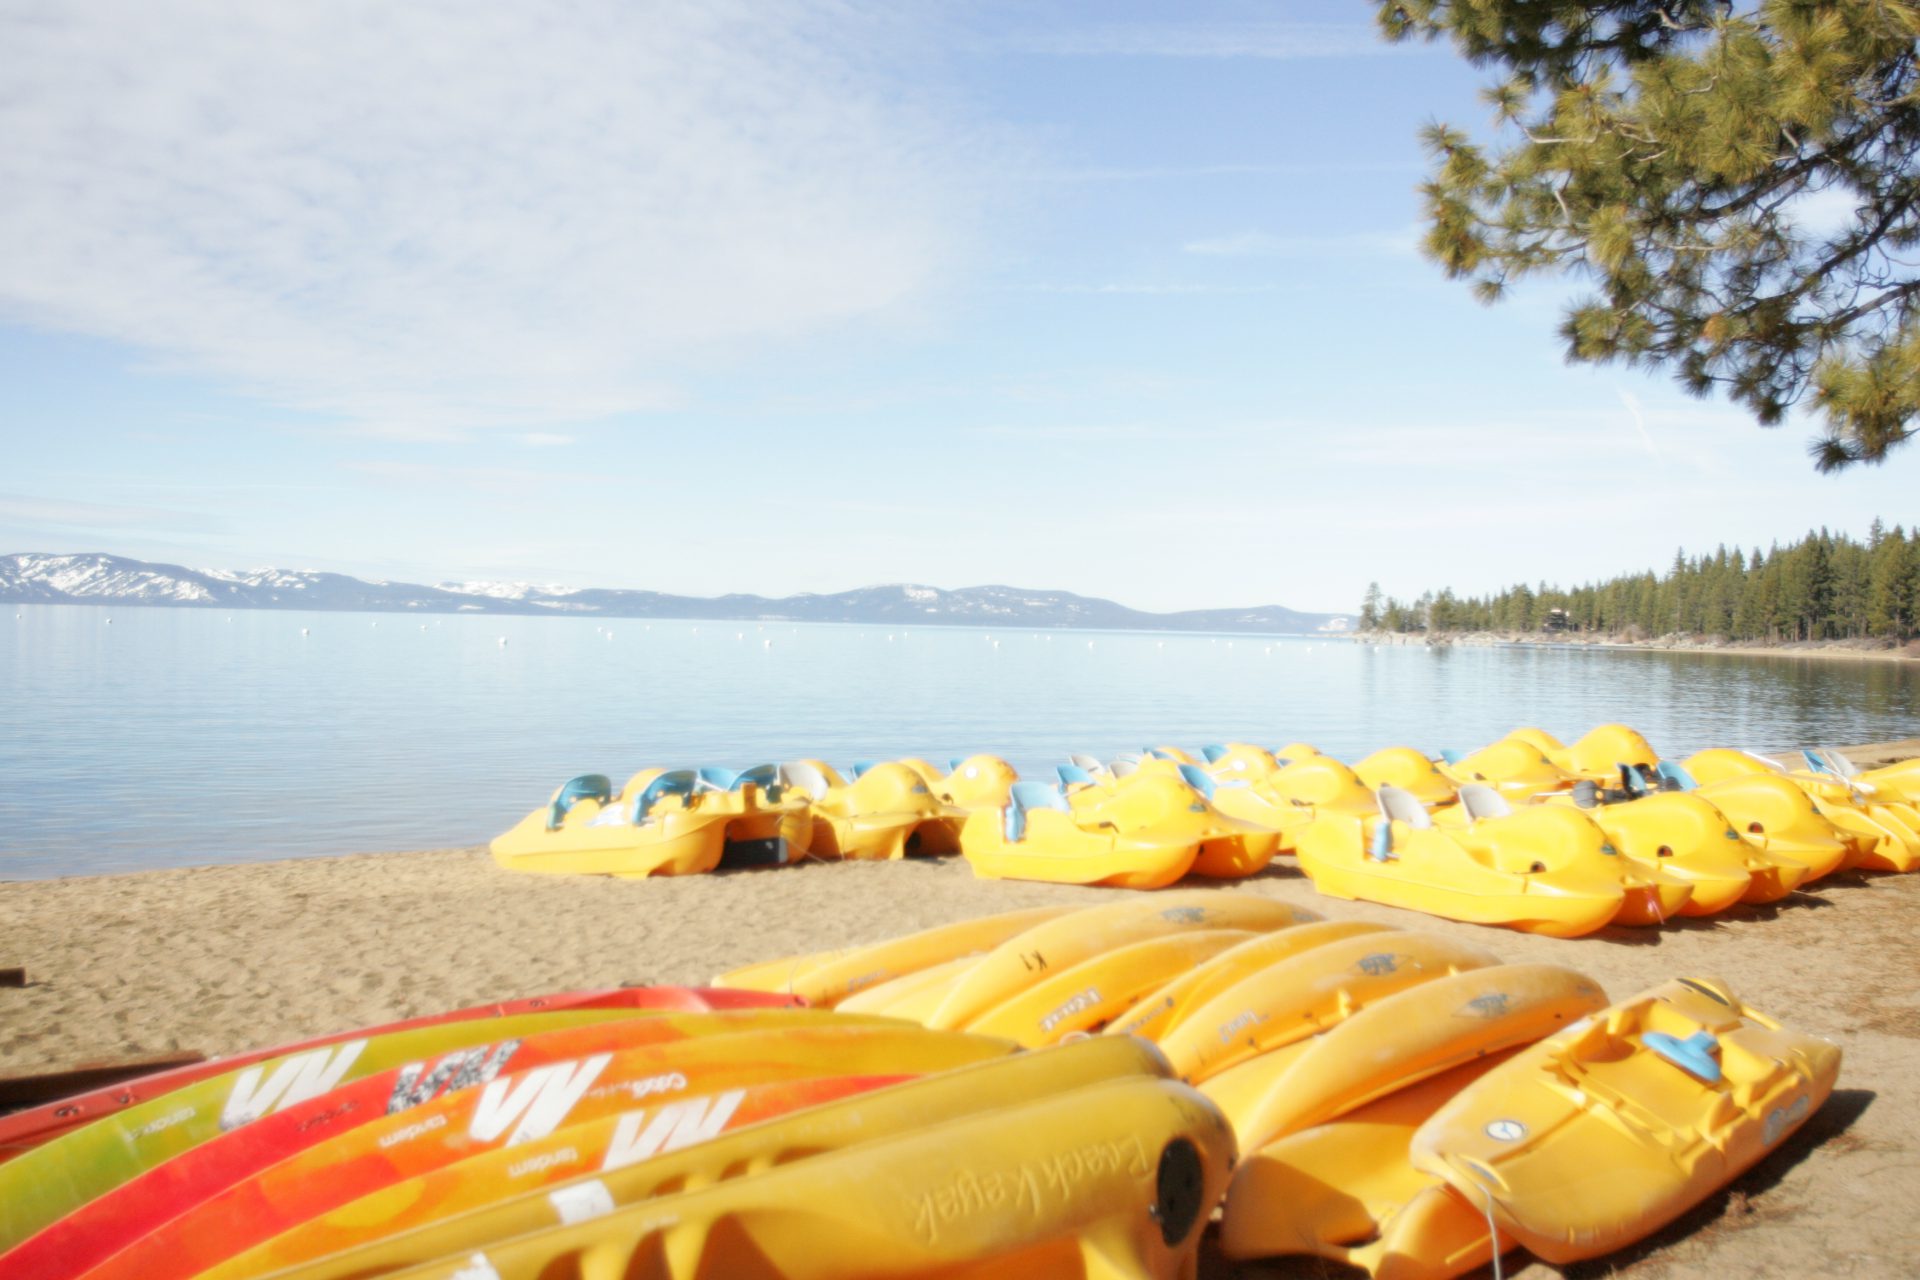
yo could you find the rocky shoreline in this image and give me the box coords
[1352,629,1920,663]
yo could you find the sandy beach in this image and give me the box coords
[4,740,1918,1278]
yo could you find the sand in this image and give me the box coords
[3,740,1918,1278]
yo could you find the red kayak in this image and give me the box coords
[0,1008,841,1280]
[0,985,799,1159]
[73,1023,1005,1280]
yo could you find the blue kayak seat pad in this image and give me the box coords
[1006,781,1071,842]
[548,773,613,829]
[1056,764,1095,787]
[732,763,781,792]
[1176,763,1216,799]
[633,770,698,823]
[1201,744,1228,763]
[1644,1030,1722,1083]
[1655,760,1698,791]
[1369,818,1395,861]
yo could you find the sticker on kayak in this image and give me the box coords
[1356,953,1400,976]
[1485,1119,1526,1142]
[451,1254,502,1280]
[468,1054,612,1145]
[549,1179,617,1225]
[1039,988,1103,1034]
[221,1040,366,1130]
[1458,993,1512,1019]
[1764,1094,1810,1145]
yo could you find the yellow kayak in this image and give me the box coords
[1102,919,1384,1043]
[1409,976,1841,1265]
[963,928,1257,1046]
[1217,1052,1518,1279]
[711,904,1073,1006]
[924,891,1314,1031]
[349,1075,1236,1280]
[1228,964,1609,1151]
[1154,930,1502,1084]
[209,1036,1176,1280]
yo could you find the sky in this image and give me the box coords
[0,0,1912,615]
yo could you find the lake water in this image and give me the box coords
[3,605,1915,879]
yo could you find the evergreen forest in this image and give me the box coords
[1360,522,1920,645]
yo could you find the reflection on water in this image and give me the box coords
[1,606,1913,878]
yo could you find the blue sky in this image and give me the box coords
[1,1,1911,615]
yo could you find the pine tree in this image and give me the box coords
[1360,581,1385,630]
[1869,524,1917,636]
[1377,1,1920,467]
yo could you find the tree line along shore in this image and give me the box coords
[1359,523,1920,652]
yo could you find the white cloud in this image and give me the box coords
[1003,22,1409,60]
[0,1,981,438]
[1014,282,1279,296]
[1779,186,1861,239]
[0,493,224,534]
[1182,229,1420,258]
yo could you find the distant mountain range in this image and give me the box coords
[1,552,1350,635]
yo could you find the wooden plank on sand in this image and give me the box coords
[0,1052,207,1112]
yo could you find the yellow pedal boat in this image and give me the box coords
[780,760,964,860]
[490,765,808,878]
[1682,755,1860,883]
[1408,976,1840,1266]
[1200,741,1286,779]
[1355,747,1459,807]
[961,775,1213,888]
[1294,787,1636,937]
[1507,723,1663,781]
[925,753,1020,810]
[1581,790,1798,914]
[1439,737,1582,800]
[1690,748,1920,873]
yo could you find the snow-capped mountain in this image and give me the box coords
[0,553,1347,634]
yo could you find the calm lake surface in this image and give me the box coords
[3,605,1915,879]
